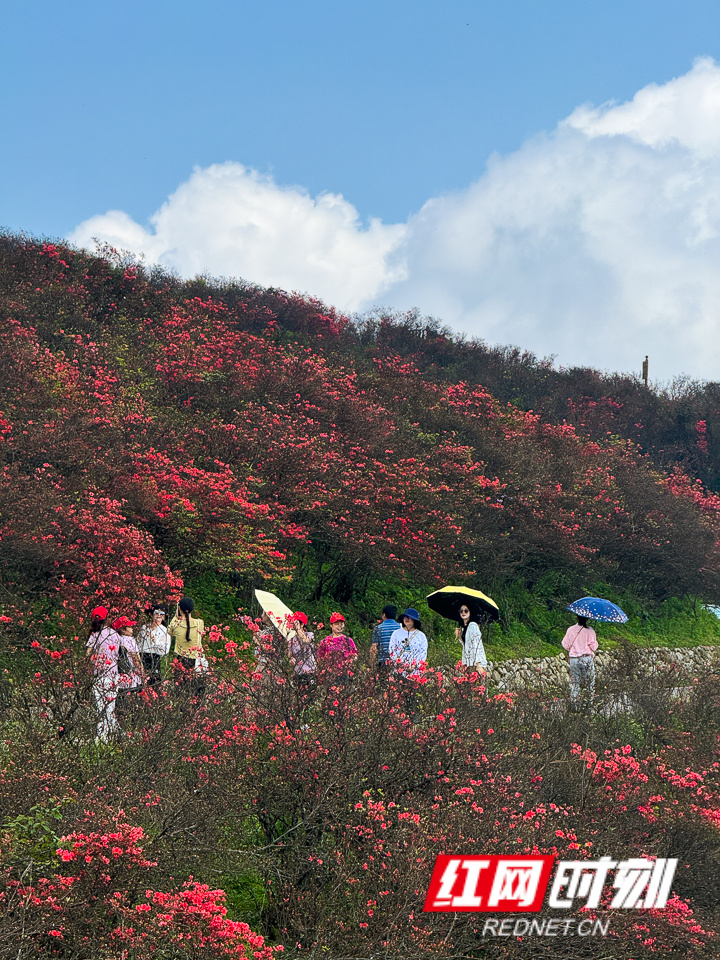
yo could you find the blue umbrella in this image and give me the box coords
[567,597,628,623]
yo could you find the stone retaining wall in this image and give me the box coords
[488,645,720,692]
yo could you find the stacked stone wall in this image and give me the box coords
[486,645,720,692]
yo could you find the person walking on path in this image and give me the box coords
[169,597,206,696]
[137,606,170,685]
[562,615,598,708]
[317,613,357,672]
[369,604,402,677]
[456,604,487,675]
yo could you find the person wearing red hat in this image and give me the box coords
[86,610,143,742]
[111,617,144,685]
[317,613,357,671]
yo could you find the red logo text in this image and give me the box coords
[424,855,555,912]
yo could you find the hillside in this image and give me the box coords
[4,232,720,959]
[1,231,720,651]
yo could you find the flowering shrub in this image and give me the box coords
[3,636,720,958]
[0,233,719,638]
[3,233,720,956]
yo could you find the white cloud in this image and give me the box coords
[380,57,720,380]
[69,163,407,312]
[69,59,720,380]
[566,57,720,154]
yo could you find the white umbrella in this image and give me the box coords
[254,589,295,639]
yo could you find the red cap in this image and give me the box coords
[329,612,345,624]
[91,606,108,619]
[111,616,136,630]
[293,611,308,626]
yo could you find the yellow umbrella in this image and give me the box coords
[426,586,500,622]
[254,589,295,639]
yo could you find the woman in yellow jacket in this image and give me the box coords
[169,596,206,695]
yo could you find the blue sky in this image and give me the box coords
[3,1,720,378]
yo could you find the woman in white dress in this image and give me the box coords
[457,604,487,675]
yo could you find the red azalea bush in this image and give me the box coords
[1,232,720,634]
[3,234,720,956]
[2,635,720,958]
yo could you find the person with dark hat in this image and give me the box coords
[389,608,428,719]
[389,608,428,678]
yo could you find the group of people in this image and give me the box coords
[86,592,607,742]
[86,597,207,742]
[367,603,488,676]
[255,604,449,683]
[85,594,492,741]
[256,602,488,682]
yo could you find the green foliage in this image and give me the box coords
[489,581,720,659]
[3,799,69,868]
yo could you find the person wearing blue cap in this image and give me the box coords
[389,608,428,679]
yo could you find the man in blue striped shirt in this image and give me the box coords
[370,605,402,676]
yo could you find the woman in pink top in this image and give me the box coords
[317,612,357,672]
[561,615,598,707]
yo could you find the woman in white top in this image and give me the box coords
[457,604,487,674]
[137,607,171,685]
[389,608,428,679]
[389,607,428,720]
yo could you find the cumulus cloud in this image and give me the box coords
[382,57,720,380]
[69,59,720,380]
[69,163,407,312]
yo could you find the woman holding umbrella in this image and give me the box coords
[427,586,499,675]
[563,597,627,709]
[562,615,598,707]
[457,604,488,674]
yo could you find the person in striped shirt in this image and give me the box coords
[369,604,402,677]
